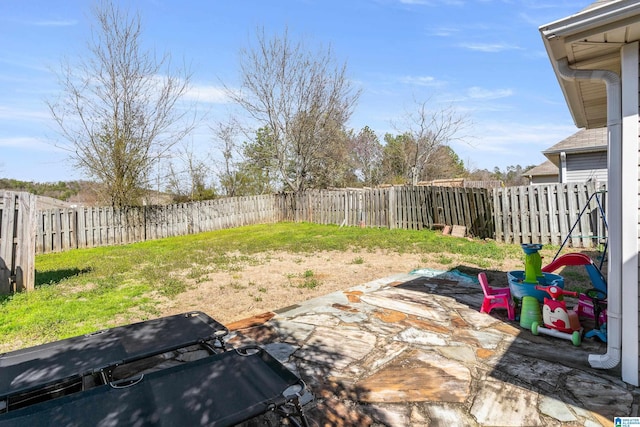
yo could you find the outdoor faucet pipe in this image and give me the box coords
[555,57,621,370]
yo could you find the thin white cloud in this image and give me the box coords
[399,0,432,4]
[184,84,230,104]
[399,75,444,87]
[0,136,60,151]
[458,42,522,52]
[449,121,578,170]
[467,86,513,100]
[0,106,51,122]
[29,20,78,27]
[474,122,577,149]
[519,12,544,27]
[8,17,78,27]
[398,0,464,6]
[145,76,230,104]
[428,26,460,37]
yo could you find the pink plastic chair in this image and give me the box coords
[478,272,516,320]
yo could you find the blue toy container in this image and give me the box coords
[507,270,565,303]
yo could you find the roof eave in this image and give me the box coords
[543,145,608,155]
[540,1,640,40]
[539,1,640,129]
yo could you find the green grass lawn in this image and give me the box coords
[1,222,581,352]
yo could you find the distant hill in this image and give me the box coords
[0,178,85,201]
[0,179,173,207]
[0,178,102,203]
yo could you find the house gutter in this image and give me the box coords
[541,1,640,40]
[555,57,622,370]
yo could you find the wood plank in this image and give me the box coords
[0,193,14,293]
[26,183,605,256]
[557,184,570,248]
[518,186,531,244]
[14,193,37,291]
[537,186,550,245]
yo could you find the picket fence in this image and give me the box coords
[0,183,608,293]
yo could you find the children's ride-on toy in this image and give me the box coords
[582,287,607,342]
[531,284,582,346]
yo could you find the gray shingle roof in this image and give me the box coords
[524,160,559,177]
[581,0,619,12]
[543,127,607,155]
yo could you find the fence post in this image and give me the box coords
[15,193,37,291]
[0,192,11,293]
[388,187,396,229]
[0,191,36,293]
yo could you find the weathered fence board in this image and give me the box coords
[35,194,283,254]
[31,183,607,258]
[492,183,606,247]
[1,191,36,293]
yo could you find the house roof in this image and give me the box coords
[539,0,640,128]
[544,127,607,154]
[524,160,559,177]
[583,0,619,11]
[542,127,608,167]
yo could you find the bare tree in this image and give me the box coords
[393,99,469,185]
[226,27,361,193]
[165,142,215,202]
[47,1,195,207]
[350,126,383,186]
[212,119,244,197]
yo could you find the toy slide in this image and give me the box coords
[542,253,607,294]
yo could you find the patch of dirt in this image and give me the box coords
[156,249,525,326]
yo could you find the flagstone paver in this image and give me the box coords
[228,271,637,426]
[357,350,471,403]
[539,396,578,422]
[470,378,542,426]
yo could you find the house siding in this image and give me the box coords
[637,52,640,385]
[565,152,608,182]
[619,40,640,387]
[530,175,559,185]
[637,124,640,384]
[632,45,640,385]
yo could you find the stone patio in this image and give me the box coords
[225,269,639,426]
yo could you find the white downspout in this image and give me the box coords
[555,57,622,370]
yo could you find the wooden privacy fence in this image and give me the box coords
[36,186,494,255]
[37,195,283,254]
[33,182,608,257]
[0,191,36,292]
[493,182,607,247]
[278,186,494,237]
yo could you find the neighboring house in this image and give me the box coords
[544,127,608,183]
[540,0,640,386]
[524,160,559,184]
[525,127,608,184]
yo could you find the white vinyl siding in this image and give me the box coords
[622,41,640,386]
[635,46,640,386]
[565,152,608,182]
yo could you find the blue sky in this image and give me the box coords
[0,0,594,183]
